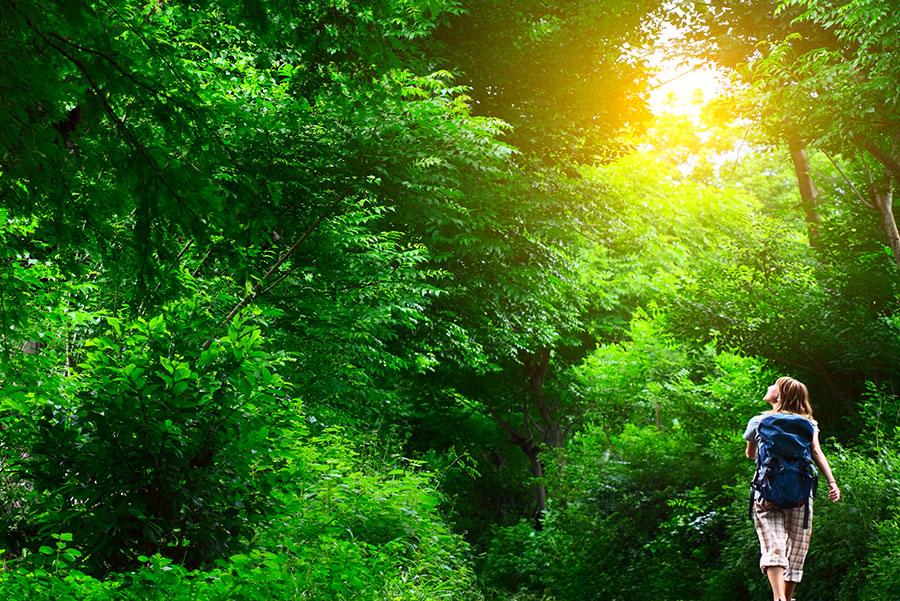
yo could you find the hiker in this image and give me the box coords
[743,376,841,601]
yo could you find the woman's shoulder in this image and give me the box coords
[792,412,819,428]
[745,412,765,427]
[757,411,819,429]
[742,410,818,438]
[777,411,820,431]
[751,410,776,423]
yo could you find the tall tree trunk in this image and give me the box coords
[488,345,563,529]
[864,141,900,184]
[862,138,900,270]
[524,443,547,530]
[490,411,550,529]
[871,183,900,271]
[520,346,564,449]
[787,136,822,248]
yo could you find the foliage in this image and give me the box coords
[431,0,663,162]
[8,301,292,571]
[2,0,900,599]
[482,311,900,600]
[758,0,899,152]
[1,299,483,596]
[0,428,485,599]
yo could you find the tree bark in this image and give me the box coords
[864,142,900,184]
[524,444,547,530]
[484,346,569,528]
[519,346,564,449]
[489,409,549,529]
[870,183,900,271]
[860,138,900,270]
[485,345,564,529]
[787,136,822,248]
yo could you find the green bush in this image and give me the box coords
[0,298,482,596]
[0,429,485,600]
[7,299,296,572]
[484,422,900,601]
[481,313,900,600]
[862,513,900,601]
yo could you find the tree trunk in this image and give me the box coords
[525,445,548,530]
[488,345,563,529]
[520,346,564,449]
[871,183,900,271]
[489,411,550,529]
[862,138,900,270]
[519,345,561,527]
[864,141,900,184]
[787,136,822,248]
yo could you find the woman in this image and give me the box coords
[743,376,841,601]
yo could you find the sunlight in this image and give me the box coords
[644,23,725,119]
[648,60,724,119]
[637,48,742,177]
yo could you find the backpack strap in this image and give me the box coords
[803,496,810,530]
[803,456,816,529]
[749,456,762,521]
[749,484,755,521]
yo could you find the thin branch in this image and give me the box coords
[135,239,195,315]
[47,31,164,99]
[258,261,307,298]
[191,248,214,278]
[647,63,705,91]
[174,239,194,263]
[858,156,886,208]
[26,18,204,231]
[819,149,873,209]
[863,141,900,183]
[99,0,253,181]
[203,199,342,349]
[489,406,530,450]
[265,263,402,303]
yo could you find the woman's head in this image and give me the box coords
[764,376,814,418]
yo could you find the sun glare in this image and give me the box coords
[648,60,724,119]
[638,38,736,173]
[644,24,725,119]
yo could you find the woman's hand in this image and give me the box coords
[828,480,841,502]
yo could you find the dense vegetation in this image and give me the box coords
[1,0,898,599]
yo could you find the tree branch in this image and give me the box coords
[203,198,343,349]
[26,17,204,231]
[863,142,900,184]
[820,149,873,209]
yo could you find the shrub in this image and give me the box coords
[7,299,296,572]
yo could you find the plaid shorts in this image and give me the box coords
[752,497,813,582]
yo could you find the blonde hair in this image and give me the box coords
[774,376,814,419]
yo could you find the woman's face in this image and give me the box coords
[763,383,780,405]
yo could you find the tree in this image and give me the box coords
[431,0,662,164]
[746,0,900,267]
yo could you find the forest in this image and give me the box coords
[0,0,898,599]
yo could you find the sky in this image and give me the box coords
[648,62,725,118]
[644,22,726,119]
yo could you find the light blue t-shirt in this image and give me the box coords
[744,412,819,500]
[743,412,819,442]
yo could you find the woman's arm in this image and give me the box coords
[811,429,841,502]
[745,439,757,460]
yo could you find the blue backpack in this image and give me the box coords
[749,413,818,529]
